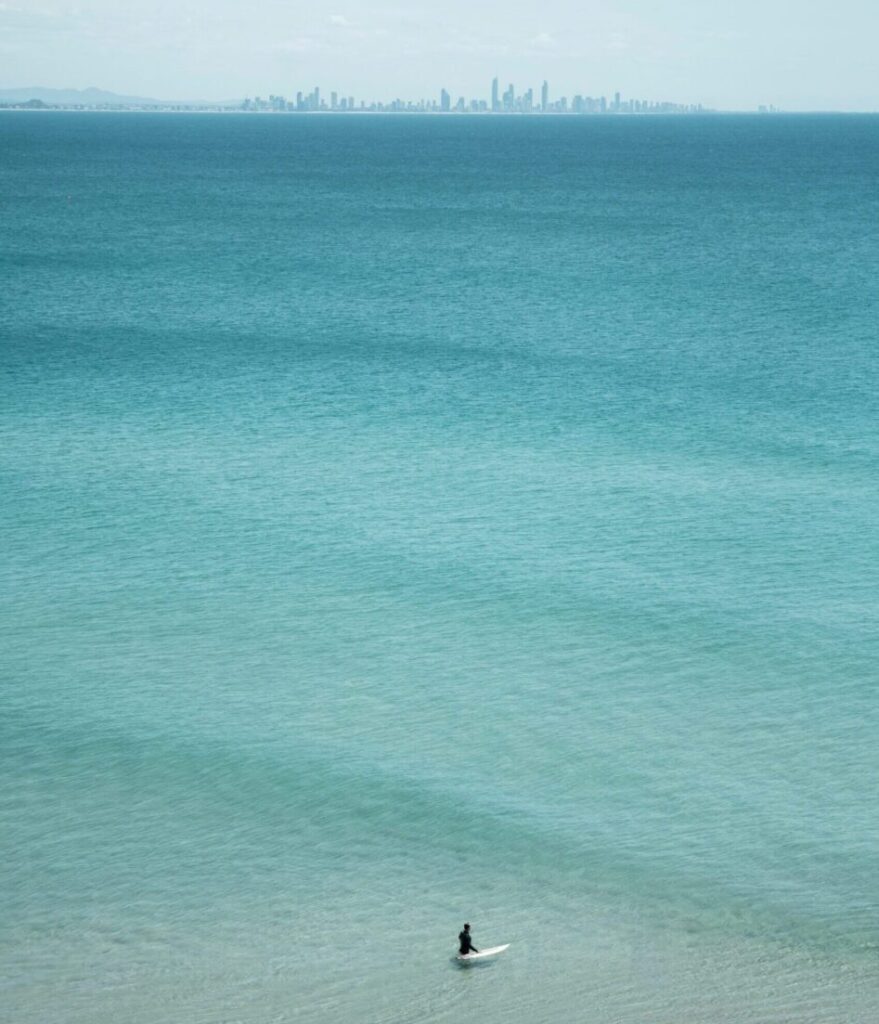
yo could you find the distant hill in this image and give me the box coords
[0,87,237,107]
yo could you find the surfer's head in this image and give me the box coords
[463,923,470,931]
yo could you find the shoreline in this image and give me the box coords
[2,106,876,116]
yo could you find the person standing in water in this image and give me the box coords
[458,923,478,955]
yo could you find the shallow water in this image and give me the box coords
[2,111,879,1022]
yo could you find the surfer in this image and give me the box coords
[458,923,478,955]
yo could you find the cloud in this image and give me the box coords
[275,36,322,54]
[0,2,77,31]
[530,31,556,49]
[329,14,350,27]
[438,31,509,56]
[604,32,630,52]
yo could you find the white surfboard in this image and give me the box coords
[456,944,510,962]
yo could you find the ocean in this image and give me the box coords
[1,111,878,1023]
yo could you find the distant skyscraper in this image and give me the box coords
[541,80,549,112]
[614,91,621,112]
[440,88,451,112]
[491,77,500,112]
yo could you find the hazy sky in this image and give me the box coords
[1,0,877,110]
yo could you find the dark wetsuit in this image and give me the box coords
[458,930,478,955]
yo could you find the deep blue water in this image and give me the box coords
[2,112,879,1023]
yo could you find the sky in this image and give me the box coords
[1,0,877,111]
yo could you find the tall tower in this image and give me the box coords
[541,80,549,112]
[440,88,451,112]
[491,77,500,112]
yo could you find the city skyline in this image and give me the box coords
[242,79,708,115]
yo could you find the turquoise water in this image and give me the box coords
[2,112,879,1023]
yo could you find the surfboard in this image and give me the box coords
[456,944,510,962]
